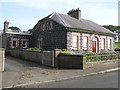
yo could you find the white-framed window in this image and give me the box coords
[12,41,17,47]
[21,41,28,48]
[73,35,79,49]
[108,39,112,50]
[11,38,19,48]
[101,38,105,50]
[83,36,88,49]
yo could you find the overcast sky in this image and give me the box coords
[0,0,119,31]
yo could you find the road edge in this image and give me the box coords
[2,67,120,89]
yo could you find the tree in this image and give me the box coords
[8,26,21,32]
[103,25,120,32]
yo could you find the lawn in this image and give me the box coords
[115,42,120,49]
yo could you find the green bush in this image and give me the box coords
[84,51,118,62]
[60,50,76,55]
[26,47,41,51]
[115,42,120,49]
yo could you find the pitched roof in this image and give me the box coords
[49,13,114,34]
[6,31,31,35]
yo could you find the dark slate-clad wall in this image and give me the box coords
[30,20,67,51]
[29,29,40,47]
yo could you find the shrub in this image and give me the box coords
[60,50,76,55]
[26,47,41,51]
[115,42,120,49]
[84,51,118,62]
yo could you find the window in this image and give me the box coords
[39,40,42,48]
[11,38,19,48]
[73,35,79,49]
[46,22,49,30]
[83,36,88,49]
[101,38,105,50]
[13,41,17,47]
[21,40,28,48]
[108,39,112,50]
[50,21,53,29]
[22,41,27,48]
[11,40,18,48]
[42,23,46,31]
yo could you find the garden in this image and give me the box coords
[83,51,120,62]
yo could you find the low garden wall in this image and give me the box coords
[6,49,54,67]
[6,49,119,69]
[57,54,83,69]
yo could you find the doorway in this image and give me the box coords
[92,36,99,53]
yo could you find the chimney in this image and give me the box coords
[4,21,9,33]
[67,8,81,20]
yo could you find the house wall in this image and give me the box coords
[2,33,30,49]
[31,20,67,51]
[67,31,114,53]
[2,34,9,49]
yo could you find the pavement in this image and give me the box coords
[1,56,120,89]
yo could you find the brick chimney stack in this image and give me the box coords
[67,8,81,20]
[4,21,9,33]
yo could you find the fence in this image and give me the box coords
[0,48,5,72]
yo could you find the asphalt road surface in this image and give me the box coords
[15,71,119,88]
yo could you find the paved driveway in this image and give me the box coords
[5,56,51,72]
[2,56,54,88]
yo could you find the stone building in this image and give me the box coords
[1,8,115,53]
[1,21,31,49]
[30,8,115,53]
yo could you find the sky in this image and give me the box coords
[0,0,119,31]
[118,1,120,26]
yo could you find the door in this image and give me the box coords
[92,41,96,52]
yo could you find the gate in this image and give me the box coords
[42,51,54,67]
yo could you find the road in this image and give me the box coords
[15,71,119,88]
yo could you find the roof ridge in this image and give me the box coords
[49,12,56,18]
[56,13,68,27]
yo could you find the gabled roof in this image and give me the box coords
[49,13,114,34]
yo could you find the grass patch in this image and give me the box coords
[26,47,41,51]
[60,49,76,55]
